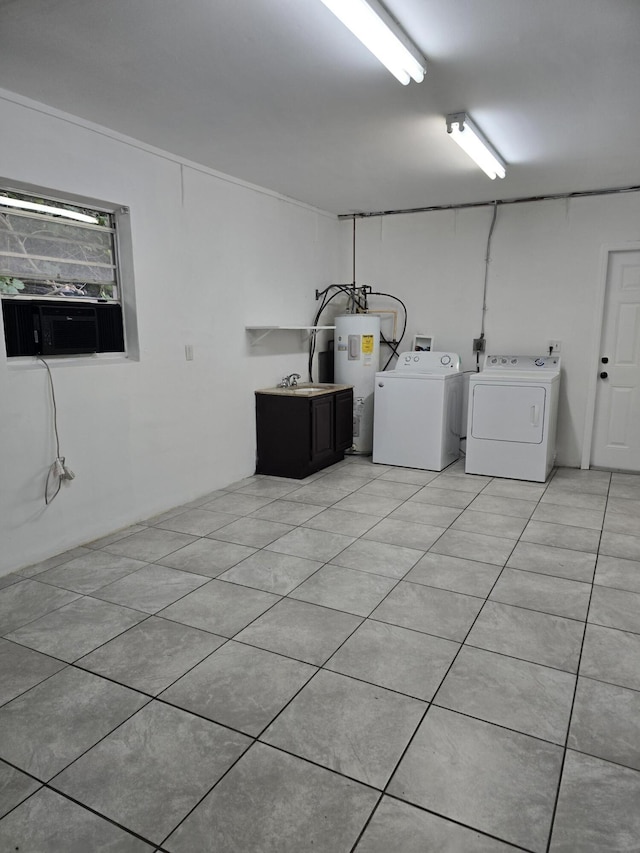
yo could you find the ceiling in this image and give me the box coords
[1,0,639,214]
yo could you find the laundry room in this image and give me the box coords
[0,2,639,851]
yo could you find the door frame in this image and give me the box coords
[581,240,640,470]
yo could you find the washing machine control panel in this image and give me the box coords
[397,352,461,373]
[484,355,561,371]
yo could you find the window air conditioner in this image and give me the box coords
[37,304,98,355]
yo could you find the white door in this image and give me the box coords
[471,384,546,444]
[591,249,640,471]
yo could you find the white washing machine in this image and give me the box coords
[465,354,561,482]
[373,351,463,470]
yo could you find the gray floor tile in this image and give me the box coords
[0,638,66,705]
[371,581,483,642]
[326,619,459,701]
[521,520,600,553]
[35,551,148,594]
[161,641,316,735]
[52,701,250,845]
[507,541,596,582]
[332,492,405,517]
[606,481,640,501]
[0,788,153,852]
[0,579,79,635]
[604,509,640,535]
[302,507,380,536]
[261,669,426,788]
[489,567,591,620]
[212,517,294,547]
[355,796,519,853]
[363,518,445,551]
[6,597,146,662]
[547,471,609,496]
[279,482,352,507]
[164,742,378,853]
[380,468,440,485]
[531,502,604,530]
[600,530,640,561]
[0,667,147,780]
[539,488,607,511]
[289,564,397,616]
[388,501,463,527]
[154,508,240,536]
[388,706,563,853]
[159,579,279,637]
[409,486,475,508]
[467,493,537,518]
[435,645,575,744]
[201,492,275,515]
[104,528,198,561]
[466,600,584,672]
[85,526,148,549]
[0,574,19,591]
[79,616,225,695]
[549,751,640,852]
[265,527,355,561]
[588,584,640,633]
[250,499,325,525]
[0,760,40,819]
[218,550,323,595]
[452,510,528,540]
[331,539,424,579]
[234,598,362,665]
[568,676,640,771]
[429,529,516,566]
[317,470,378,492]
[594,554,640,594]
[355,479,422,499]
[236,479,300,498]
[405,552,501,597]
[156,538,256,576]
[580,623,640,691]
[17,546,92,576]
[430,473,491,493]
[480,479,546,500]
[92,564,209,613]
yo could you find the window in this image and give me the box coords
[1,187,127,357]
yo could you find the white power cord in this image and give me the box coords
[38,356,75,504]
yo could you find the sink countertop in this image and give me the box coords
[255,382,353,398]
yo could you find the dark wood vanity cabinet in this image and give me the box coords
[255,387,353,478]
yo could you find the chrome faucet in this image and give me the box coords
[278,373,301,387]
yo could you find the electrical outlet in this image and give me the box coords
[547,340,561,354]
[473,338,485,353]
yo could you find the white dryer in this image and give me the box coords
[465,355,561,482]
[373,351,463,471]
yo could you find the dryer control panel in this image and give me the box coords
[396,351,461,373]
[484,355,561,372]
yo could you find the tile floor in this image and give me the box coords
[0,458,639,852]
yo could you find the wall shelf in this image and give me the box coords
[246,325,335,346]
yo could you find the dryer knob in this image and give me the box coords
[378,382,384,387]
[440,354,451,365]
[600,372,608,380]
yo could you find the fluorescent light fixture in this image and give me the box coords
[318,0,426,85]
[446,112,506,180]
[0,195,99,224]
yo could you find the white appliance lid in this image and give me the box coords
[392,351,462,373]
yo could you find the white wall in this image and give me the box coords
[347,194,640,467]
[0,91,343,576]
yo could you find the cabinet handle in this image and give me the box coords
[600,372,608,379]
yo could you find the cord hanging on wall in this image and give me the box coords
[38,356,75,505]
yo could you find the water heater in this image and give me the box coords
[334,313,381,454]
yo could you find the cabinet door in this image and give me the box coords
[311,396,335,462]
[334,389,354,451]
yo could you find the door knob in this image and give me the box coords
[601,357,609,364]
[600,372,608,379]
